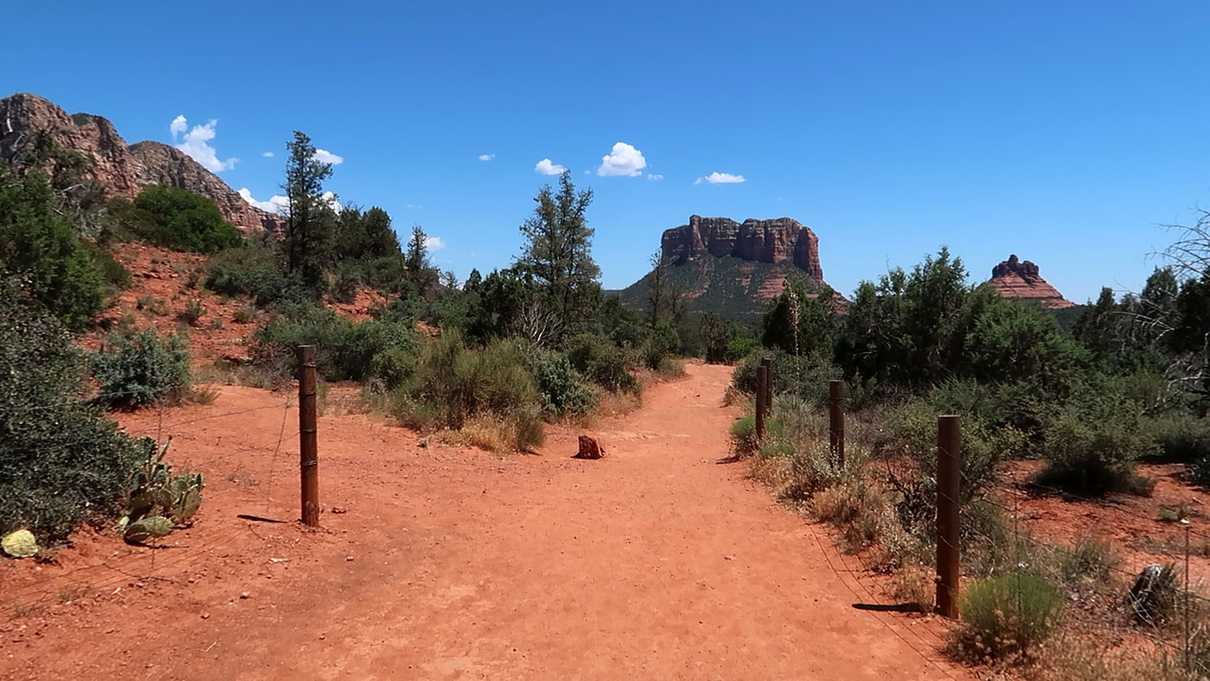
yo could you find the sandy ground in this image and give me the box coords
[1,363,968,680]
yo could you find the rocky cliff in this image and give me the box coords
[987,255,1073,309]
[0,92,282,234]
[660,215,824,281]
[615,215,829,318]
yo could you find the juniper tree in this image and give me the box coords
[283,131,335,291]
[517,171,600,343]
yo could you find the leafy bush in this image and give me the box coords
[92,328,191,408]
[531,351,598,417]
[206,246,306,307]
[116,186,243,253]
[959,572,1064,659]
[179,299,205,326]
[252,303,419,385]
[730,415,758,456]
[405,333,543,436]
[567,333,638,393]
[0,170,105,328]
[0,285,147,539]
[1037,397,1158,496]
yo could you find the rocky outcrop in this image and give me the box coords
[129,141,284,234]
[1,94,145,197]
[660,215,824,281]
[0,92,281,234]
[988,255,1074,309]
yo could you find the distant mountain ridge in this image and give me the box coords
[615,215,830,318]
[0,92,282,234]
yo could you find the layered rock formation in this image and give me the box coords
[0,92,282,234]
[614,215,830,318]
[660,215,824,281]
[129,141,283,233]
[987,255,1074,309]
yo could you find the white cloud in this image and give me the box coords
[238,188,290,214]
[596,141,647,177]
[535,158,567,176]
[237,188,340,214]
[171,116,238,173]
[478,153,495,161]
[261,151,275,158]
[694,171,746,185]
[313,148,344,165]
[424,235,445,252]
[646,173,664,182]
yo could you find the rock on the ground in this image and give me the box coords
[575,435,606,460]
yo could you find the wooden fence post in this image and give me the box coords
[761,357,773,411]
[755,364,768,441]
[936,414,961,618]
[297,345,320,527]
[828,380,845,469]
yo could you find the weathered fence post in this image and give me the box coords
[760,357,773,411]
[755,364,768,441]
[936,414,961,618]
[297,345,320,527]
[828,379,845,469]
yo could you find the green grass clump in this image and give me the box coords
[959,572,1064,660]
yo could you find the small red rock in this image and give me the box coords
[575,435,605,460]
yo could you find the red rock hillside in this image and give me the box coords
[987,254,1074,309]
[0,92,283,235]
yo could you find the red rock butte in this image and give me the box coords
[987,254,1074,309]
[660,215,824,281]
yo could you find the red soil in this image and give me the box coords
[0,364,968,680]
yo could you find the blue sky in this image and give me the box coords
[7,1,1210,302]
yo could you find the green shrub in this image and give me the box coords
[0,170,106,329]
[252,303,419,384]
[959,572,1064,659]
[0,285,147,540]
[92,328,191,409]
[1037,398,1158,496]
[1058,537,1119,587]
[567,333,638,393]
[233,305,256,324]
[179,299,205,326]
[531,351,598,417]
[80,241,131,294]
[205,246,306,307]
[730,415,758,456]
[1146,414,1210,463]
[407,332,542,429]
[116,186,243,253]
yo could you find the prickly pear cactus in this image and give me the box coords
[169,473,204,525]
[123,516,174,545]
[1,529,38,558]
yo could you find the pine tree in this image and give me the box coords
[517,172,600,342]
[283,131,335,291]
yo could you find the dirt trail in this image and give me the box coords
[2,363,966,680]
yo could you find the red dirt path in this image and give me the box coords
[1,363,966,680]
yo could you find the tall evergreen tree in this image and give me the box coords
[283,131,335,291]
[517,171,600,342]
[404,224,439,293]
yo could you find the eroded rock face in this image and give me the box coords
[988,255,1074,309]
[129,142,284,234]
[660,215,824,281]
[0,92,281,234]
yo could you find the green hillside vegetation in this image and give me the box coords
[614,256,822,319]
